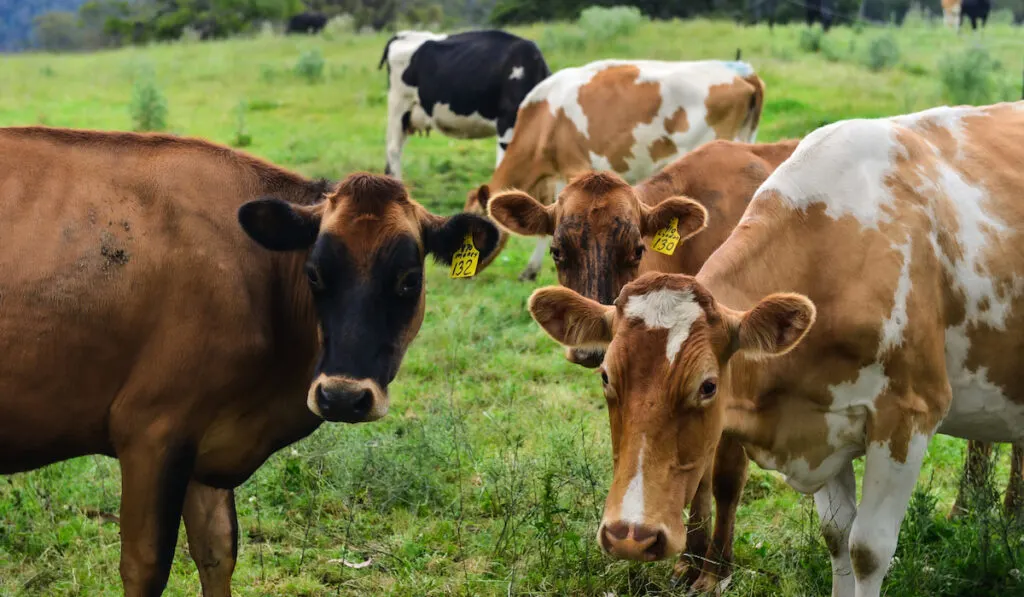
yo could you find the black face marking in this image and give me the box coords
[554,215,640,305]
[309,234,423,388]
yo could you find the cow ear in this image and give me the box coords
[640,197,708,240]
[238,198,321,251]
[529,286,615,348]
[488,190,555,237]
[732,293,816,357]
[464,184,491,214]
[423,212,501,266]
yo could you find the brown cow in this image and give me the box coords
[0,127,499,596]
[464,59,766,281]
[527,102,1024,597]
[487,139,797,591]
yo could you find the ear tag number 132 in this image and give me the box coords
[651,217,681,255]
[449,233,480,279]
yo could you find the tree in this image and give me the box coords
[33,10,84,51]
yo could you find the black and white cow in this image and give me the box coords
[961,0,991,31]
[286,12,328,35]
[378,29,550,180]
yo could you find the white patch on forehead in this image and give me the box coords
[620,434,646,524]
[623,288,703,362]
[878,239,913,356]
[756,118,899,230]
[509,65,525,80]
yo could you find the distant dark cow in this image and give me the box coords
[961,0,991,30]
[287,11,328,34]
[0,127,499,596]
[747,0,779,28]
[379,29,551,180]
[806,0,835,31]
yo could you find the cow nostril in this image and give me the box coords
[316,386,332,408]
[643,529,667,561]
[352,389,373,415]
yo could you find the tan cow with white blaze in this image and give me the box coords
[528,102,1024,597]
[465,59,765,281]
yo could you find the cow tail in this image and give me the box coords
[740,74,766,143]
[379,34,400,70]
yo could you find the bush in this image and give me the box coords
[321,14,356,40]
[578,5,645,39]
[821,38,843,62]
[178,25,201,44]
[864,33,900,72]
[539,27,586,53]
[294,49,325,83]
[798,28,823,53]
[938,46,997,105]
[130,74,168,132]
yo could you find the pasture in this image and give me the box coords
[1,16,1023,597]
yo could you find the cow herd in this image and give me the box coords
[1,24,1022,597]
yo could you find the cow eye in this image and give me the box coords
[600,369,609,385]
[632,245,645,262]
[550,246,564,263]
[306,265,324,291]
[699,378,718,400]
[396,269,423,298]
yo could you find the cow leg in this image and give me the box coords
[848,432,931,597]
[949,440,993,519]
[118,440,195,597]
[518,236,551,282]
[385,93,411,180]
[1005,443,1024,518]
[183,482,238,597]
[670,469,712,587]
[815,461,857,597]
[691,436,750,594]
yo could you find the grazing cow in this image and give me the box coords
[286,12,328,35]
[379,29,550,179]
[961,0,991,30]
[527,102,1024,597]
[806,0,836,31]
[466,59,766,282]
[0,127,499,596]
[488,139,797,591]
[943,0,962,30]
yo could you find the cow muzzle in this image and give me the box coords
[567,347,605,369]
[307,375,389,423]
[597,520,675,562]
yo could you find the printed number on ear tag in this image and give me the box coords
[449,233,480,279]
[651,217,681,256]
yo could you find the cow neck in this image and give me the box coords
[695,206,816,451]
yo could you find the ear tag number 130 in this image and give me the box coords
[449,233,480,279]
[651,217,681,255]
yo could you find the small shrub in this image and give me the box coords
[864,33,900,72]
[179,25,200,44]
[130,74,168,132]
[821,38,843,62]
[902,2,935,28]
[259,64,277,83]
[232,100,252,148]
[540,27,586,54]
[853,20,865,35]
[294,49,325,84]
[989,8,1016,25]
[39,65,55,77]
[578,5,645,40]
[798,28,823,53]
[321,14,355,41]
[258,21,276,39]
[939,45,997,105]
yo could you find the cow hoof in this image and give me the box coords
[518,270,538,282]
[689,573,732,596]
[670,560,697,589]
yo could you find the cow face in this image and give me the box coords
[490,173,706,367]
[528,273,814,561]
[239,173,500,423]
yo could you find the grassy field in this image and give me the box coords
[2,16,1024,597]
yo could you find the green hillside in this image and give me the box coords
[0,17,1022,597]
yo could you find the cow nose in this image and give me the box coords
[568,347,604,369]
[599,521,668,562]
[316,386,374,423]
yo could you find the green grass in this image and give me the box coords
[2,18,1023,597]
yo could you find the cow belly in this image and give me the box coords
[425,103,496,139]
[940,382,1024,442]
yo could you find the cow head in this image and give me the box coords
[239,173,500,423]
[528,272,814,561]
[490,172,706,367]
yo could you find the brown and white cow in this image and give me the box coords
[488,139,797,591]
[0,127,499,596]
[527,102,1024,597]
[464,59,766,281]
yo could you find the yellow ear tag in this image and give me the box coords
[651,217,681,255]
[449,233,480,279]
